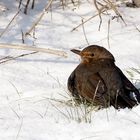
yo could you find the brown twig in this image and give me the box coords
[25,0,53,36]
[72,0,126,32]
[104,0,126,25]
[61,0,65,10]
[0,10,20,38]
[93,0,103,31]
[18,0,23,9]
[71,5,107,32]
[0,52,37,64]
[31,0,35,9]
[21,29,25,44]
[0,56,13,61]
[24,0,30,14]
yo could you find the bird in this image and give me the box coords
[67,45,140,109]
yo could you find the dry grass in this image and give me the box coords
[0,0,128,51]
[48,96,99,123]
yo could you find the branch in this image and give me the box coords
[107,19,111,48]
[0,43,67,58]
[81,19,89,45]
[71,5,107,32]
[93,0,103,31]
[24,0,30,14]
[134,25,140,32]
[71,0,126,32]
[0,10,20,38]
[104,0,126,25]
[0,52,37,64]
[25,0,53,36]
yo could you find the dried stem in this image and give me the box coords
[104,0,126,25]
[93,0,102,31]
[0,52,37,64]
[18,0,23,9]
[0,10,20,38]
[25,0,53,36]
[81,19,89,45]
[107,19,110,48]
[31,0,35,9]
[0,43,67,57]
[50,101,70,120]
[71,5,107,32]
[72,0,126,32]
[21,29,25,44]
[16,118,23,140]
[24,0,30,14]
[134,25,140,32]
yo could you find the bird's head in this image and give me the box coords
[71,45,115,63]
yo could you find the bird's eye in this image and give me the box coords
[91,53,94,56]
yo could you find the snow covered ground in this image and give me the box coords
[0,0,140,140]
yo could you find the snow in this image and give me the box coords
[0,0,140,140]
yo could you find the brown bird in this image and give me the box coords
[68,45,140,109]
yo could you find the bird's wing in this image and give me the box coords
[87,73,107,94]
[68,69,107,106]
[81,72,107,105]
[67,70,79,98]
[116,66,140,103]
[116,67,138,91]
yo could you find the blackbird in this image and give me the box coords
[68,45,140,109]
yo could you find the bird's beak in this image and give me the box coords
[71,49,81,55]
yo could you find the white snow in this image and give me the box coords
[0,0,140,140]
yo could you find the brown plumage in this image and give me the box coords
[68,45,140,109]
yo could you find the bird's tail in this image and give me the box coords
[129,90,140,104]
[117,89,140,108]
[121,94,137,108]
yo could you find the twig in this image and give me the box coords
[61,0,65,10]
[0,52,37,64]
[80,135,100,140]
[43,102,50,117]
[107,19,110,48]
[71,6,107,32]
[10,106,21,119]
[18,0,23,9]
[0,43,67,57]
[134,25,140,32]
[21,29,25,44]
[8,81,21,97]
[0,10,20,38]
[25,0,53,36]
[50,101,70,120]
[32,110,44,118]
[72,0,126,32]
[24,0,30,14]
[104,0,126,25]
[16,118,23,140]
[81,19,90,45]
[0,56,13,61]
[131,68,140,74]
[32,27,36,46]
[93,80,100,101]
[93,0,103,31]
[31,0,35,9]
